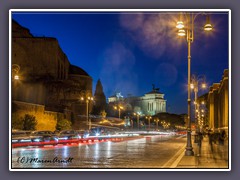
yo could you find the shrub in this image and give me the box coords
[56,118,72,131]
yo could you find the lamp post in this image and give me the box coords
[12,64,20,80]
[12,64,20,101]
[154,118,159,130]
[145,116,152,130]
[114,105,124,119]
[176,12,213,156]
[160,120,170,129]
[134,112,140,130]
[199,101,206,131]
[190,74,207,138]
[131,119,133,129]
[81,95,94,130]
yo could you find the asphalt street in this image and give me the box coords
[11,134,186,169]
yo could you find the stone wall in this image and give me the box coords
[12,81,46,105]
[12,101,63,131]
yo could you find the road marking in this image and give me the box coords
[169,145,185,168]
[176,135,186,139]
[161,143,186,168]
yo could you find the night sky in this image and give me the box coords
[12,11,229,114]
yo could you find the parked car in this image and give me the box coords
[12,131,32,143]
[57,130,81,141]
[30,130,58,142]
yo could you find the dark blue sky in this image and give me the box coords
[12,11,229,114]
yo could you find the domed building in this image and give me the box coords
[11,20,92,130]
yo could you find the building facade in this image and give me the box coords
[139,88,167,115]
[207,69,229,134]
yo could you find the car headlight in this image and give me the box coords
[20,139,32,142]
[32,138,41,142]
[58,137,68,140]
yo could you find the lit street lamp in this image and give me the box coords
[190,74,207,138]
[161,120,170,129]
[133,112,141,130]
[198,102,207,131]
[81,95,94,130]
[12,64,21,101]
[154,118,159,130]
[176,12,213,156]
[145,116,152,130]
[114,105,124,119]
[12,64,20,80]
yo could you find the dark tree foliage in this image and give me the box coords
[92,79,107,115]
[22,114,37,131]
[152,112,185,128]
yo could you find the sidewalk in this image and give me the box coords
[176,136,229,169]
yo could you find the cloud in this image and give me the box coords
[119,13,181,59]
[119,13,144,31]
[99,42,138,97]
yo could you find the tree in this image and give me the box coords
[100,110,107,118]
[92,79,107,115]
[22,114,37,130]
[153,112,185,129]
[56,118,72,131]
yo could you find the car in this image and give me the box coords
[12,131,32,143]
[30,130,58,142]
[77,130,90,139]
[57,130,81,141]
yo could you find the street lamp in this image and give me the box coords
[12,64,21,101]
[114,105,124,119]
[145,116,152,130]
[176,12,213,156]
[130,119,133,129]
[81,95,94,130]
[133,112,141,130]
[190,74,207,139]
[12,64,20,80]
[161,120,170,129]
[154,118,159,130]
[198,101,207,131]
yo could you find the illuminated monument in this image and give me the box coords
[108,85,167,116]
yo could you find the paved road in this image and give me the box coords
[11,135,186,169]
